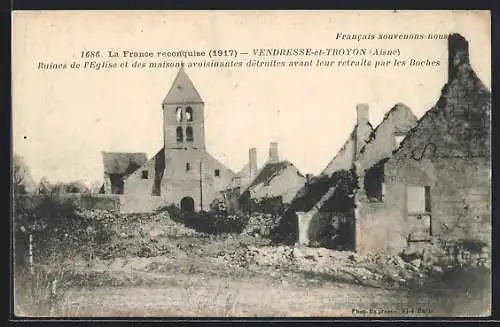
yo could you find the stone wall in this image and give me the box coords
[123,154,158,198]
[17,194,121,212]
[161,150,234,211]
[431,158,490,245]
[119,195,166,214]
[355,152,490,255]
[359,103,417,170]
[120,149,234,213]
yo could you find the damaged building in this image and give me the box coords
[294,33,490,255]
[101,152,148,194]
[231,147,259,191]
[292,102,418,250]
[222,142,307,213]
[355,33,491,254]
[101,67,235,213]
[242,142,306,204]
[321,103,374,177]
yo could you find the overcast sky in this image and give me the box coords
[13,11,491,186]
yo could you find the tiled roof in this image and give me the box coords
[247,161,297,190]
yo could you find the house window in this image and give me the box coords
[364,163,385,202]
[186,163,191,171]
[407,185,432,241]
[176,107,183,122]
[141,170,148,179]
[215,169,220,177]
[186,107,193,122]
[176,126,183,142]
[186,126,193,142]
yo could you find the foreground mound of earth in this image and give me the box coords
[17,209,490,317]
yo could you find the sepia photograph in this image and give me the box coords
[12,10,491,317]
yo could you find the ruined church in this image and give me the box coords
[101,67,235,213]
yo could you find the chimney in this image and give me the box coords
[249,147,257,178]
[269,142,279,164]
[448,33,470,82]
[356,103,369,126]
[355,104,370,156]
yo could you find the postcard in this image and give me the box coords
[12,10,491,318]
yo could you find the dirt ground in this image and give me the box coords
[21,254,490,317]
[14,210,491,318]
[60,270,490,317]
[56,275,415,317]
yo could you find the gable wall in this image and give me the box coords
[321,136,355,176]
[160,149,234,211]
[359,107,417,170]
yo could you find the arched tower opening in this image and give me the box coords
[162,67,206,150]
[186,106,193,121]
[176,126,183,142]
[186,126,194,142]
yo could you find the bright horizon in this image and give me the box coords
[12,11,491,186]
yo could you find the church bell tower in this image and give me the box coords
[162,66,206,151]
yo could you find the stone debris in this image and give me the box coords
[215,240,491,289]
[75,209,207,260]
[410,258,422,269]
[61,209,490,291]
[242,213,280,238]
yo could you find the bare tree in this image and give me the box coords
[13,154,34,195]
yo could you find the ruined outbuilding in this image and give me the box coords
[241,142,307,205]
[295,34,490,256]
[231,147,259,191]
[356,34,491,254]
[101,152,148,194]
[293,103,418,250]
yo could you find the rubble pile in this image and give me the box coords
[79,210,201,239]
[247,245,295,268]
[241,213,280,237]
[217,241,491,289]
[64,209,490,291]
[77,209,206,259]
[138,211,202,239]
[400,240,490,271]
[216,246,255,268]
[360,252,426,287]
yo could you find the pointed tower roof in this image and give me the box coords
[163,66,204,105]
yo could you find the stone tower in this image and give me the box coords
[162,66,206,151]
[118,67,235,213]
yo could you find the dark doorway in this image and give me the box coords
[109,174,124,194]
[180,196,195,213]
